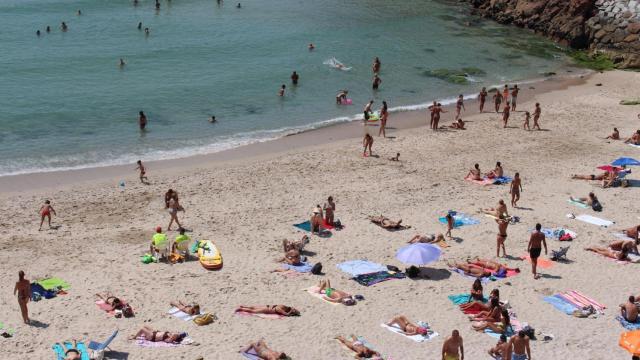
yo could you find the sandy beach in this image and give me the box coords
[1,70,640,359]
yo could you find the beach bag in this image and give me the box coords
[311,263,323,275]
[406,266,419,278]
[334,219,342,229]
[193,312,216,326]
[141,254,154,264]
[591,200,603,212]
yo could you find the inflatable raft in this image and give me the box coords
[196,240,223,270]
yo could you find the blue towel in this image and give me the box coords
[53,342,90,360]
[337,260,387,277]
[484,325,515,339]
[447,293,487,305]
[493,176,512,185]
[543,295,578,315]
[617,316,640,330]
[281,262,313,273]
[241,348,261,360]
[31,283,56,301]
[438,213,480,228]
[293,221,312,232]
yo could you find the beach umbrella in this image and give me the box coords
[395,243,442,265]
[619,330,640,356]
[612,157,640,166]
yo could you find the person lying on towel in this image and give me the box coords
[318,279,356,306]
[467,257,520,275]
[585,246,629,261]
[408,233,445,244]
[128,326,187,344]
[170,301,200,316]
[448,261,491,278]
[461,289,500,313]
[236,305,300,317]
[335,335,380,359]
[368,215,403,229]
[55,340,81,360]
[385,315,429,336]
[610,239,639,254]
[278,249,303,266]
[241,340,290,360]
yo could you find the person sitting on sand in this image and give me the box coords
[449,118,466,129]
[569,192,599,207]
[488,334,509,360]
[461,289,499,313]
[624,130,640,145]
[408,233,445,244]
[128,326,187,344]
[241,340,290,360]
[335,335,380,359]
[55,340,81,360]
[448,261,491,278]
[620,296,638,323]
[318,279,356,305]
[485,162,503,179]
[310,207,323,234]
[386,315,429,336]
[38,199,57,231]
[466,163,482,180]
[472,308,511,334]
[150,226,169,261]
[389,152,400,161]
[469,298,502,322]
[585,246,629,261]
[481,199,509,218]
[283,235,309,253]
[368,215,403,229]
[610,239,639,254]
[236,305,300,317]
[170,301,200,316]
[96,293,124,311]
[363,133,374,156]
[606,127,620,140]
[470,278,483,302]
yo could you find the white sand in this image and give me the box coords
[1,70,639,359]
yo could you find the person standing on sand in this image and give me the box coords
[445,213,454,239]
[138,111,147,130]
[379,101,388,137]
[324,196,336,226]
[433,103,446,130]
[372,74,382,90]
[135,160,148,184]
[455,95,465,120]
[511,84,519,111]
[510,173,522,208]
[372,57,381,73]
[39,200,57,230]
[493,91,502,113]
[429,101,437,128]
[532,103,541,130]
[523,111,531,130]
[442,329,464,360]
[502,101,510,128]
[496,215,509,258]
[528,223,548,279]
[291,71,299,86]
[14,271,31,325]
[478,87,488,112]
[363,133,374,156]
[502,85,509,103]
[507,331,531,360]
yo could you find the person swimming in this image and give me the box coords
[119,58,126,67]
[61,22,68,31]
[209,116,217,123]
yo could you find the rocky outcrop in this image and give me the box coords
[467,0,640,68]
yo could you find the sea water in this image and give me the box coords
[0,0,572,176]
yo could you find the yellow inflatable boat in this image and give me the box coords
[197,240,223,270]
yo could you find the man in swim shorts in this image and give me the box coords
[442,329,464,360]
[510,84,519,111]
[507,330,531,360]
[528,223,547,279]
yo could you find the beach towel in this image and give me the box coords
[37,278,70,291]
[168,307,199,321]
[617,316,640,330]
[353,271,405,286]
[337,260,387,277]
[520,254,554,269]
[568,199,590,209]
[438,213,480,228]
[0,323,15,338]
[234,310,284,319]
[451,268,492,283]
[280,262,313,273]
[493,176,513,185]
[545,291,605,315]
[535,227,577,240]
[53,342,90,360]
[447,293,488,305]
[304,286,340,306]
[380,322,438,342]
[574,214,614,227]
[30,283,56,301]
[614,233,635,241]
[465,177,494,186]
[629,143,640,149]
[134,336,193,347]
[544,295,578,315]
[241,348,262,360]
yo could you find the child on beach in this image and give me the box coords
[135,160,148,184]
[523,111,531,130]
[445,213,454,239]
[38,200,57,230]
[363,133,373,157]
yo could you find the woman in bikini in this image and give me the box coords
[460,289,499,312]
[472,309,511,333]
[378,101,388,138]
[236,305,300,317]
[318,279,356,305]
[469,298,502,322]
[449,261,491,278]
[129,326,186,343]
[586,246,629,261]
[170,301,200,315]
[467,257,520,274]
[96,293,124,311]
[385,315,429,336]
[571,173,607,181]
[408,233,445,244]
[241,340,290,360]
[469,279,484,302]
[569,192,598,206]
[335,335,380,358]
[167,197,183,231]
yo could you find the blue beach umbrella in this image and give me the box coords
[612,157,640,166]
[395,243,442,265]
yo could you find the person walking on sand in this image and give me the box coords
[502,84,509,103]
[493,91,502,113]
[532,103,541,130]
[291,71,299,86]
[372,57,381,73]
[363,133,374,156]
[511,84,519,111]
[14,271,31,324]
[135,160,148,184]
[138,111,147,130]
[496,215,509,258]
[455,94,465,120]
[502,101,510,128]
[478,87,488,113]
[167,196,183,231]
[523,111,531,130]
[507,330,531,360]
[442,329,464,360]
[510,173,522,208]
[528,223,548,279]
[39,200,57,230]
[429,101,437,128]
[379,101,388,137]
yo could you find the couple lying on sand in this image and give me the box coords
[449,258,520,278]
[584,228,640,261]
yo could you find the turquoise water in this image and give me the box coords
[0,0,570,175]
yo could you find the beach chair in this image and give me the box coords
[88,330,118,359]
[551,246,570,261]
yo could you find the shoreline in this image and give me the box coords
[0,70,591,194]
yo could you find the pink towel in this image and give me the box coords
[465,177,493,186]
[520,255,555,269]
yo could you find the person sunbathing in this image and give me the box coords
[469,298,502,322]
[610,239,639,254]
[368,215,403,229]
[236,305,300,317]
[241,340,290,360]
[283,235,309,252]
[570,192,598,206]
[460,289,499,312]
[335,335,380,359]
[318,279,356,305]
[472,309,511,334]
[449,118,466,129]
[408,233,445,244]
[571,172,606,181]
[279,249,303,266]
[485,162,503,179]
[605,128,620,140]
[95,293,124,311]
[623,225,640,241]
[620,296,639,323]
[480,200,509,218]
[55,340,81,360]
[449,261,491,278]
[585,246,629,261]
[466,163,482,180]
[602,170,620,188]
[624,130,640,145]
[467,257,520,274]
[128,326,186,343]
[385,315,429,336]
[170,301,200,316]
